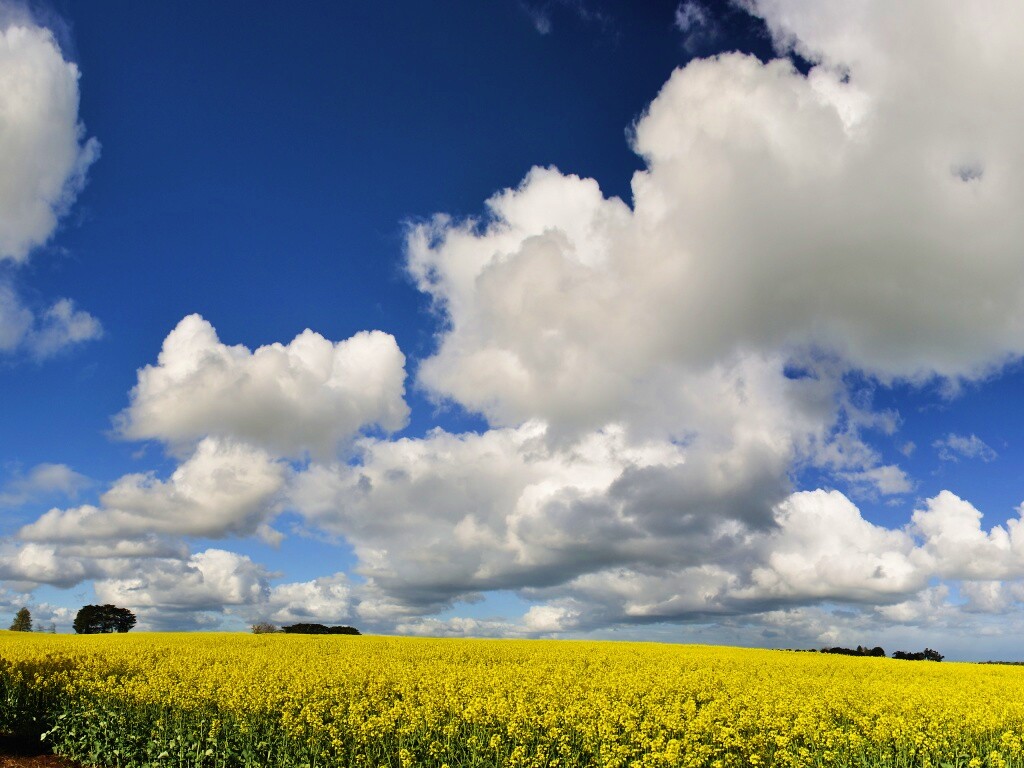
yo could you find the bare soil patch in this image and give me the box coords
[0,735,82,768]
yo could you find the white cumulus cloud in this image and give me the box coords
[0,16,99,262]
[290,422,781,615]
[116,314,409,459]
[910,492,1024,580]
[94,549,271,613]
[20,437,287,542]
[261,573,356,625]
[408,0,1024,449]
[743,490,922,603]
[327,0,1024,639]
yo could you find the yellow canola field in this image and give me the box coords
[1,632,1024,768]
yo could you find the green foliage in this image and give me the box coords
[893,647,945,661]
[72,604,136,634]
[9,607,32,632]
[819,645,886,657]
[280,623,360,635]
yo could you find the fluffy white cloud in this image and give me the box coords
[289,419,1024,630]
[0,541,100,587]
[0,539,357,630]
[291,422,791,614]
[116,314,409,458]
[542,491,1024,631]
[285,422,817,620]
[85,553,363,631]
[874,586,956,626]
[0,17,99,261]
[910,492,1024,580]
[408,0,1024,449]
[20,437,286,542]
[95,549,271,611]
[0,283,101,359]
[8,467,1024,637]
[743,490,921,603]
[0,462,89,507]
[341,0,1024,641]
[0,11,102,360]
[262,573,355,625]
[959,581,1012,615]
[522,603,580,634]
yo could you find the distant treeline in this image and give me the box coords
[892,648,944,662]
[821,645,886,657]
[783,645,944,661]
[281,623,361,635]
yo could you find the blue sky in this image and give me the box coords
[3,0,1024,660]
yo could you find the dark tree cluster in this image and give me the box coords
[820,645,886,657]
[280,623,361,635]
[73,604,136,634]
[9,607,32,632]
[892,648,944,662]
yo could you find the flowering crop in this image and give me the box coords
[1,631,1023,767]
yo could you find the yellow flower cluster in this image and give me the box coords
[1,631,1024,767]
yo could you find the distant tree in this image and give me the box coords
[9,607,32,632]
[326,625,361,635]
[820,645,886,658]
[73,604,136,634]
[281,623,361,635]
[282,623,329,634]
[821,646,858,656]
[893,648,943,662]
[250,622,278,634]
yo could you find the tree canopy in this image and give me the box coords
[892,648,944,662]
[820,645,886,657]
[281,623,361,635]
[9,607,32,632]
[73,604,136,634]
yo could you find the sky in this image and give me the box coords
[1,0,1024,660]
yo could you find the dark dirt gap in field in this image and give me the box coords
[0,734,84,767]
